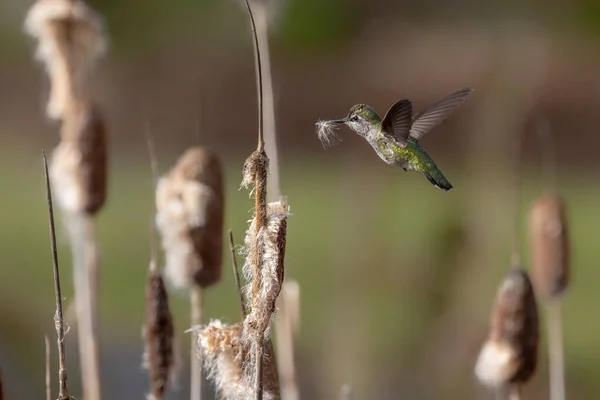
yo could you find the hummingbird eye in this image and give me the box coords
[350,116,359,122]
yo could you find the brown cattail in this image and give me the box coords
[24,0,107,120]
[475,268,539,388]
[191,320,280,400]
[156,147,225,290]
[529,194,570,299]
[50,101,107,215]
[243,200,288,337]
[143,268,176,400]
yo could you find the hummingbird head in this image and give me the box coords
[330,104,381,138]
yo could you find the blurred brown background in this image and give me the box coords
[1,0,600,399]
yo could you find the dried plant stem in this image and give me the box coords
[0,367,3,400]
[253,3,280,201]
[508,385,521,400]
[243,0,264,152]
[230,230,247,318]
[45,335,51,400]
[68,214,101,400]
[512,131,522,267]
[547,301,565,400]
[43,151,72,400]
[255,340,265,400]
[191,286,203,400]
[275,283,299,400]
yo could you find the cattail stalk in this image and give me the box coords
[45,335,51,400]
[26,3,108,399]
[274,281,300,400]
[191,287,204,400]
[0,368,3,400]
[43,151,72,400]
[531,119,569,400]
[230,230,247,319]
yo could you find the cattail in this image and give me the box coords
[529,194,570,299]
[24,0,107,120]
[156,147,225,290]
[143,266,176,400]
[475,268,539,388]
[191,320,280,400]
[243,200,288,337]
[275,280,300,400]
[50,101,108,215]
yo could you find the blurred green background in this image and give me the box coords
[2,0,600,399]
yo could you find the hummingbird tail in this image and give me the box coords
[424,171,453,191]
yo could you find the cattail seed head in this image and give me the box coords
[475,268,539,387]
[191,320,280,400]
[156,147,225,290]
[24,0,107,120]
[529,194,570,299]
[143,269,176,400]
[243,200,289,339]
[50,101,108,215]
[315,120,342,148]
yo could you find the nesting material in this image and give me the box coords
[50,101,107,215]
[156,147,225,290]
[24,0,107,120]
[475,269,539,387]
[143,269,176,400]
[315,120,342,148]
[529,194,570,299]
[191,320,279,400]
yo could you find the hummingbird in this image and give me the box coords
[319,87,473,191]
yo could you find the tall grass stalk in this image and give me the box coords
[530,118,569,400]
[43,151,73,400]
[45,335,51,400]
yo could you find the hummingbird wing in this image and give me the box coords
[381,99,412,146]
[409,88,473,141]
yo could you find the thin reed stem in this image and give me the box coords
[275,282,299,400]
[547,301,565,400]
[512,132,522,267]
[535,116,556,194]
[43,151,72,400]
[254,340,264,400]
[508,385,521,400]
[243,0,264,152]
[45,335,51,400]
[191,287,203,400]
[253,3,280,200]
[68,214,101,400]
[229,230,247,318]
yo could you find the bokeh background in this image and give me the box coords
[1,0,600,398]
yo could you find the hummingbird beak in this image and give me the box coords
[329,119,346,125]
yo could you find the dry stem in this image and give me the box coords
[45,335,51,400]
[68,214,101,400]
[230,230,247,318]
[547,301,565,400]
[275,281,299,400]
[43,151,72,400]
[191,287,203,400]
[253,1,280,201]
[243,0,264,152]
[508,385,521,400]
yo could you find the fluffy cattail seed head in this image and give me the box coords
[243,200,289,339]
[191,320,280,400]
[529,194,570,299]
[156,147,225,290]
[143,269,176,400]
[50,101,108,215]
[475,268,539,387]
[24,0,107,120]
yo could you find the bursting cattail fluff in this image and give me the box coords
[475,268,539,387]
[50,101,108,215]
[24,0,107,120]
[529,194,570,299]
[156,147,225,290]
[315,120,342,148]
[190,320,280,400]
[243,200,289,337]
[143,269,176,400]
